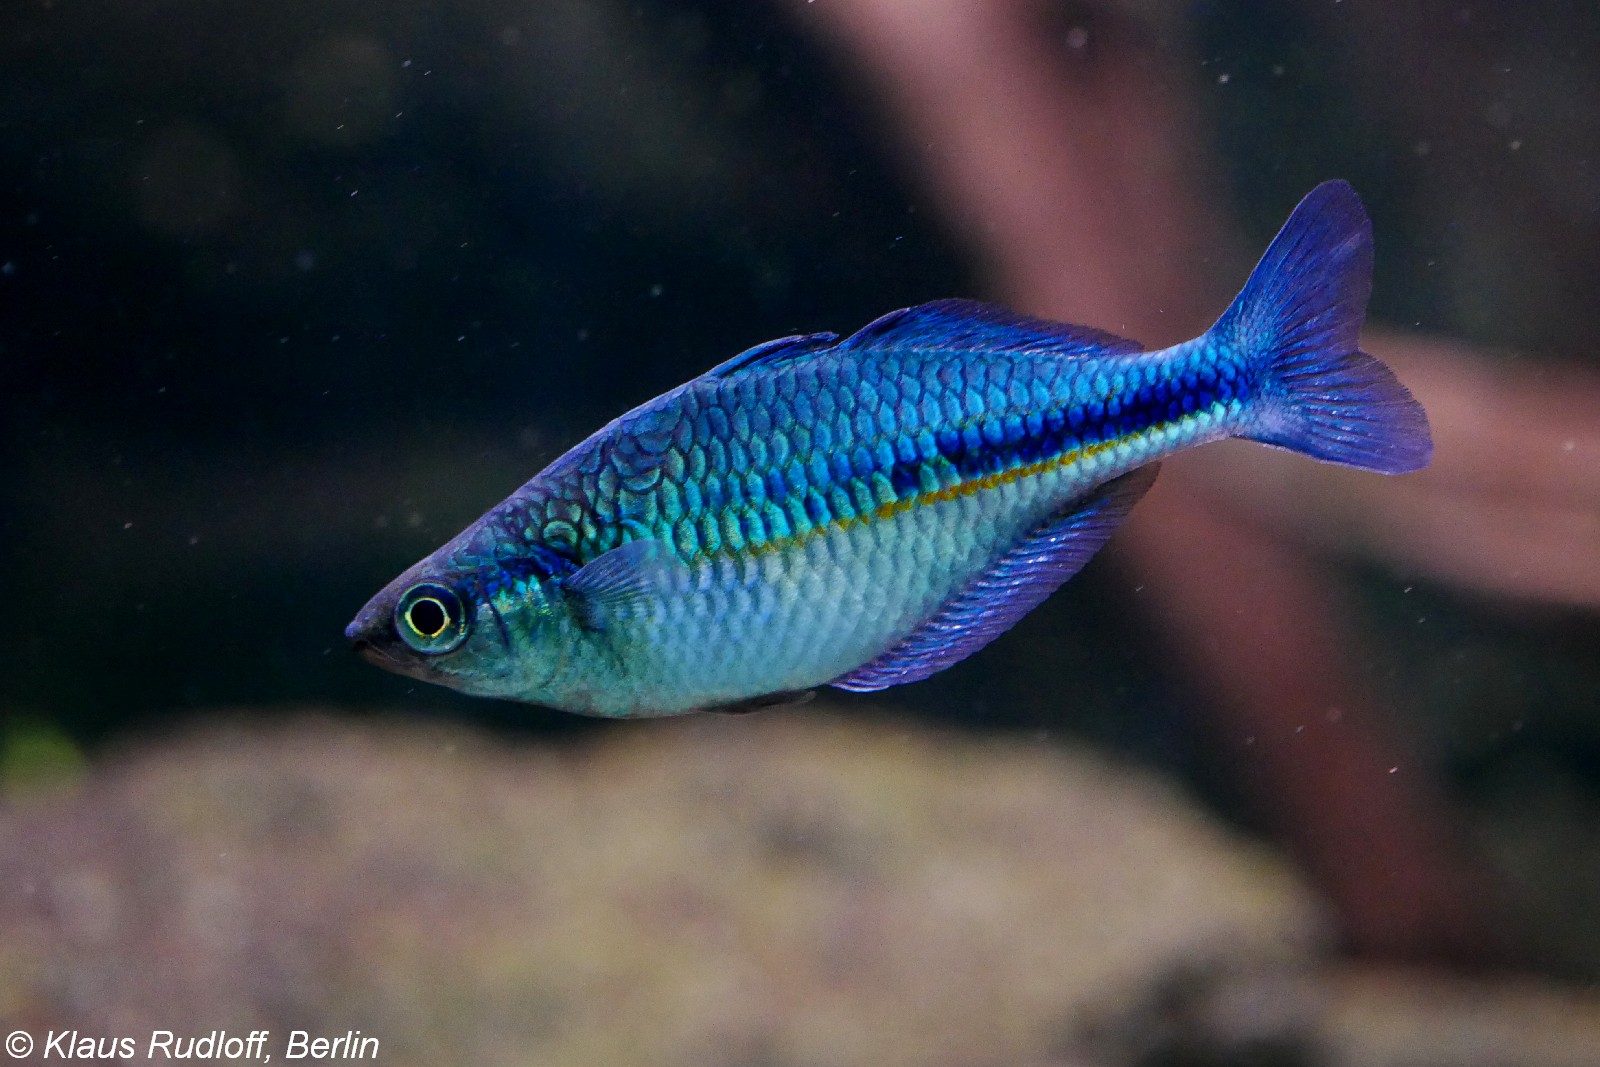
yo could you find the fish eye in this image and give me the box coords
[394,582,470,654]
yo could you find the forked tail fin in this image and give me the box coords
[1214,180,1432,474]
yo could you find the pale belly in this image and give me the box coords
[590,451,1125,716]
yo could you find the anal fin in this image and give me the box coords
[830,464,1160,692]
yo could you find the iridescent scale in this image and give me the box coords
[454,316,1253,712]
[513,334,1246,568]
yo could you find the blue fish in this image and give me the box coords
[348,181,1431,716]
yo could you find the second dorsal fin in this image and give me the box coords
[838,298,1142,358]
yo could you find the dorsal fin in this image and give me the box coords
[838,298,1142,358]
[829,464,1159,692]
[700,332,840,380]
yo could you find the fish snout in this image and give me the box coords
[346,605,399,666]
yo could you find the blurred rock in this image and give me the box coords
[2,708,1322,1067]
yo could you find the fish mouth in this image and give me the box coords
[350,638,394,668]
[345,615,407,670]
[349,634,434,684]
[346,619,442,684]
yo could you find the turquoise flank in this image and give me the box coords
[347,181,1431,717]
[417,333,1257,716]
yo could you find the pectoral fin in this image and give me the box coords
[563,539,680,631]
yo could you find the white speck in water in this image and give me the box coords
[1388,767,1399,774]
[1562,440,1577,452]
[1509,139,1522,151]
[1271,64,1285,76]
[1217,72,1231,85]
[402,58,412,68]
[649,283,664,297]
[122,522,133,530]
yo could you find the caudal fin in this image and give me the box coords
[1215,180,1432,474]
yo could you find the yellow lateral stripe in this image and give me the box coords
[727,430,1137,562]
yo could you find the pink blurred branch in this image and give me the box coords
[803,0,1234,338]
[784,0,1600,963]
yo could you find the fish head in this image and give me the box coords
[345,551,559,698]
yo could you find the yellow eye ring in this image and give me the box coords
[405,597,450,638]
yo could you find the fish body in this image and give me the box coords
[348,181,1431,717]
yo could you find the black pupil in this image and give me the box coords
[409,597,449,637]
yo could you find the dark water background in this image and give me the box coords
[5,0,971,735]
[4,0,1600,979]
